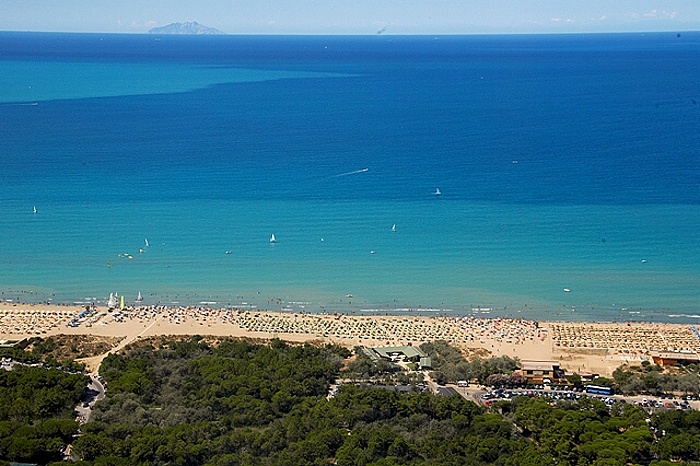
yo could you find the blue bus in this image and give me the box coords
[585,385,613,395]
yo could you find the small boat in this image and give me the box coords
[434,188,441,196]
[225,250,232,255]
[563,288,571,293]
[145,238,150,247]
[33,206,37,214]
[136,291,143,302]
[107,293,118,309]
[391,224,396,232]
[270,234,276,243]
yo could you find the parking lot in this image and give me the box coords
[478,386,695,411]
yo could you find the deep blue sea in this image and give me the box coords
[1,32,699,322]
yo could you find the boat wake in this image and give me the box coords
[330,168,369,178]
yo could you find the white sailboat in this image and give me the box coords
[434,188,441,196]
[136,291,143,302]
[33,206,37,214]
[145,238,150,247]
[270,234,277,243]
[391,224,396,232]
[107,293,118,309]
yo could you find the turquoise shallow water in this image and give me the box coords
[0,60,343,103]
[0,33,699,322]
[3,199,699,322]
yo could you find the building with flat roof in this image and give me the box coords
[651,351,700,367]
[368,345,432,369]
[373,345,427,362]
[520,360,565,383]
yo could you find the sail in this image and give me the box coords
[107,293,117,309]
[270,234,276,243]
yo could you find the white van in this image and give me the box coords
[457,380,468,387]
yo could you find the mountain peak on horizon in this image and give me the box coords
[147,21,224,35]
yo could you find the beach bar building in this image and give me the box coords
[520,360,565,384]
[651,351,700,367]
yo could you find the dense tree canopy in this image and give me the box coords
[0,366,85,464]
[3,336,700,465]
[71,337,700,465]
[0,366,87,423]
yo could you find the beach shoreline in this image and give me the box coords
[2,301,700,377]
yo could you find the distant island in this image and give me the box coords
[147,21,224,35]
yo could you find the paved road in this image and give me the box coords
[450,384,487,403]
[74,375,105,425]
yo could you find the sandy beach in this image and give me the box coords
[2,302,699,377]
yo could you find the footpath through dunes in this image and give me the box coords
[3,302,700,376]
[76,312,164,374]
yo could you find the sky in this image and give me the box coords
[0,0,698,34]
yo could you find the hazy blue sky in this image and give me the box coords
[1,0,698,34]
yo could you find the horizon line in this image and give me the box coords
[1,29,698,37]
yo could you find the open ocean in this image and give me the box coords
[0,32,699,323]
